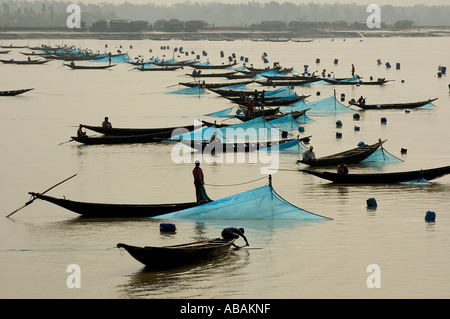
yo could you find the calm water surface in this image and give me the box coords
[1,37,449,299]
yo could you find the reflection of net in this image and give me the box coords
[154,184,331,220]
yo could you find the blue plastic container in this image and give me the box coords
[425,211,436,222]
[354,125,360,131]
[367,198,377,208]
[298,126,305,133]
[160,223,177,232]
[385,62,391,68]
[336,132,342,138]
[336,120,343,127]
[381,117,387,124]
[281,131,288,138]
[396,62,401,70]
[441,66,447,75]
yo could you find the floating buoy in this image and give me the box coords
[358,141,365,147]
[281,131,288,138]
[336,132,342,138]
[401,79,405,83]
[425,211,436,222]
[316,91,321,96]
[381,117,387,124]
[385,62,391,68]
[353,113,360,120]
[160,223,177,232]
[336,120,343,128]
[396,62,401,70]
[437,72,442,78]
[441,66,447,75]
[334,58,338,65]
[405,109,410,113]
[298,126,305,133]
[340,93,345,102]
[354,125,360,131]
[377,59,382,65]
[401,148,407,154]
[316,58,320,63]
[367,198,377,208]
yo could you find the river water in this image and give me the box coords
[0,36,449,301]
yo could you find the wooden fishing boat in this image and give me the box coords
[0,59,50,64]
[349,98,438,110]
[63,63,116,70]
[298,139,386,166]
[255,79,319,86]
[321,78,390,85]
[187,71,237,78]
[0,88,34,96]
[300,165,450,184]
[117,238,236,269]
[179,80,253,89]
[71,132,170,145]
[28,192,201,218]
[136,65,182,71]
[81,124,196,136]
[0,50,11,54]
[176,138,296,152]
[226,96,307,107]
[201,109,309,125]
[189,61,237,69]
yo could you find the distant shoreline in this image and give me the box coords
[1,27,449,41]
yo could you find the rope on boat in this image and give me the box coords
[205,175,268,187]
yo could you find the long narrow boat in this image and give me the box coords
[187,71,237,78]
[28,192,201,218]
[298,140,386,166]
[71,132,171,145]
[117,238,236,269]
[225,96,307,107]
[0,50,11,54]
[189,61,237,69]
[179,80,254,89]
[136,65,182,71]
[176,138,296,152]
[63,63,116,70]
[349,98,438,110]
[81,124,196,136]
[0,88,34,96]
[255,79,319,86]
[0,59,50,64]
[300,165,450,184]
[321,78,390,85]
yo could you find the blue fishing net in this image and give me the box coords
[166,85,208,95]
[361,147,404,166]
[153,184,331,220]
[282,96,355,116]
[92,53,131,63]
[258,138,309,154]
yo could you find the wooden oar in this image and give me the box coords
[6,174,77,218]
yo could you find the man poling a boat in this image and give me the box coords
[221,227,249,249]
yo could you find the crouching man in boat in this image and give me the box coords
[222,227,249,249]
[102,117,112,130]
[77,124,87,138]
[337,162,349,174]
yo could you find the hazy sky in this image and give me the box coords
[77,0,448,6]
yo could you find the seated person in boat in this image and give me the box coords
[300,146,316,162]
[222,227,249,249]
[337,162,349,174]
[357,96,366,106]
[77,124,87,138]
[102,117,112,129]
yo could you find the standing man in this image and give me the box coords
[193,161,211,203]
[351,64,355,77]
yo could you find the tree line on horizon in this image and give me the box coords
[1,1,449,29]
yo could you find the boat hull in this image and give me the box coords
[301,166,450,184]
[29,192,201,218]
[117,238,236,269]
